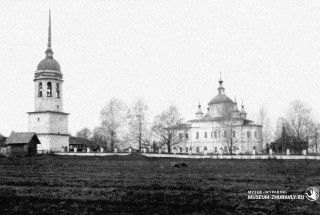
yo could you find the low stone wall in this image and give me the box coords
[54,152,320,160]
[144,154,320,160]
[55,152,129,156]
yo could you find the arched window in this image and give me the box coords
[38,82,42,97]
[47,82,52,97]
[56,83,60,98]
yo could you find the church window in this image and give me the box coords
[204,146,207,151]
[253,146,256,150]
[247,131,251,138]
[233,131,236,138]
[179,147,182,153]
[204,132,207,138]
[196,132,199,139]
[56,83,60,98]
[185,133,189,139]
[38,82,43,97]
[179,133,183,139]
[47,82,52,97]
[196,147,199,153]
[186,147,188,153]
[214,147,217,153]
[57,105,59,109]
[37,117,40,121]
[254,131,257,138]
[214,131,217,138]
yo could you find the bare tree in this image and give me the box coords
[217,105,240,154]
[286,100,313,142]
[256,106,273,149]
[76,127,91,140]
[151,105,183,153]
[127,98,149,151]
[91,126,108,150]
[100,98,128,152]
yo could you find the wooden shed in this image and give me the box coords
[5,132,41,157]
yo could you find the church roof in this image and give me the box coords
[208,94,234,105]
[37,58,61,72]
[165,123,191,130]
[188,116,253,124]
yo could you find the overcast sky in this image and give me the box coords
[1,0,320,136]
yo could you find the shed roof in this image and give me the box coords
[69,136,94,146]
[6,132,40,145]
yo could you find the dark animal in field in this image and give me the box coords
[171,162,188,168]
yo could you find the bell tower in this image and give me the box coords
[28,11,69,152]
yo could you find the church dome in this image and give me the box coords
[208,94,234,105]
[37,57,61,72]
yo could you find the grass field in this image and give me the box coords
[0,154,320,214]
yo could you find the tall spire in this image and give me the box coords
[48,10,51,49]
[45,10,53,58]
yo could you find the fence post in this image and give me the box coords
[286,149,290,155]
[302,149,307,155]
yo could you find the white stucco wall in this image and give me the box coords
[28,112,68,134]
[37,134,69,152]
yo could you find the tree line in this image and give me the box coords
[76,98,319,154]
[76,98,183,152]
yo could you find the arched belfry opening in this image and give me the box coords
[38,82,42,97]
[47,82,52,97]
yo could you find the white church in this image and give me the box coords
[27,12,69,152]
[170,77,263,154]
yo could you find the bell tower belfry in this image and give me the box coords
[28,11,69,152]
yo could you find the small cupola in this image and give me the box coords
[195,102,204,119]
